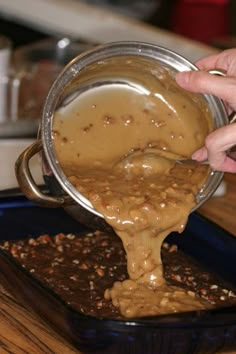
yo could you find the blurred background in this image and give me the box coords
[1,0,235,49]
[0,0,235,190]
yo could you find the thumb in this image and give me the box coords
[176,70,236,107]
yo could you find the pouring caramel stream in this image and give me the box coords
[53,64,212,318]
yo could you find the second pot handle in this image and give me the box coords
[15,140,71,208]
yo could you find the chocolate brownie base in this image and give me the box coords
[1,231,236,319]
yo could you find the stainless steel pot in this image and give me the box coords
[15,41,229,231]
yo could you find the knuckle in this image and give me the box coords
[205,134,215,150]
[188,71,199,85]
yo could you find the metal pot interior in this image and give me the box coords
[41,41,228,218]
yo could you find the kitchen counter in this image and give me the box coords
[0,172,235,353]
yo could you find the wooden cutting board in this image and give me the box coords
[199,173,236,237]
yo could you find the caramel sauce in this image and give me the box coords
[53,66,212,318]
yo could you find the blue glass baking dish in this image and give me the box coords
[0,196,236,354]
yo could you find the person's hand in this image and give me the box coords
[175,48,236,172]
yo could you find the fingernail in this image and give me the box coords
[192,152,198,160]
[192,150,202,160]
[176,71,190,86]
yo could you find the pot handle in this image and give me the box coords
[15,139,71,207]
